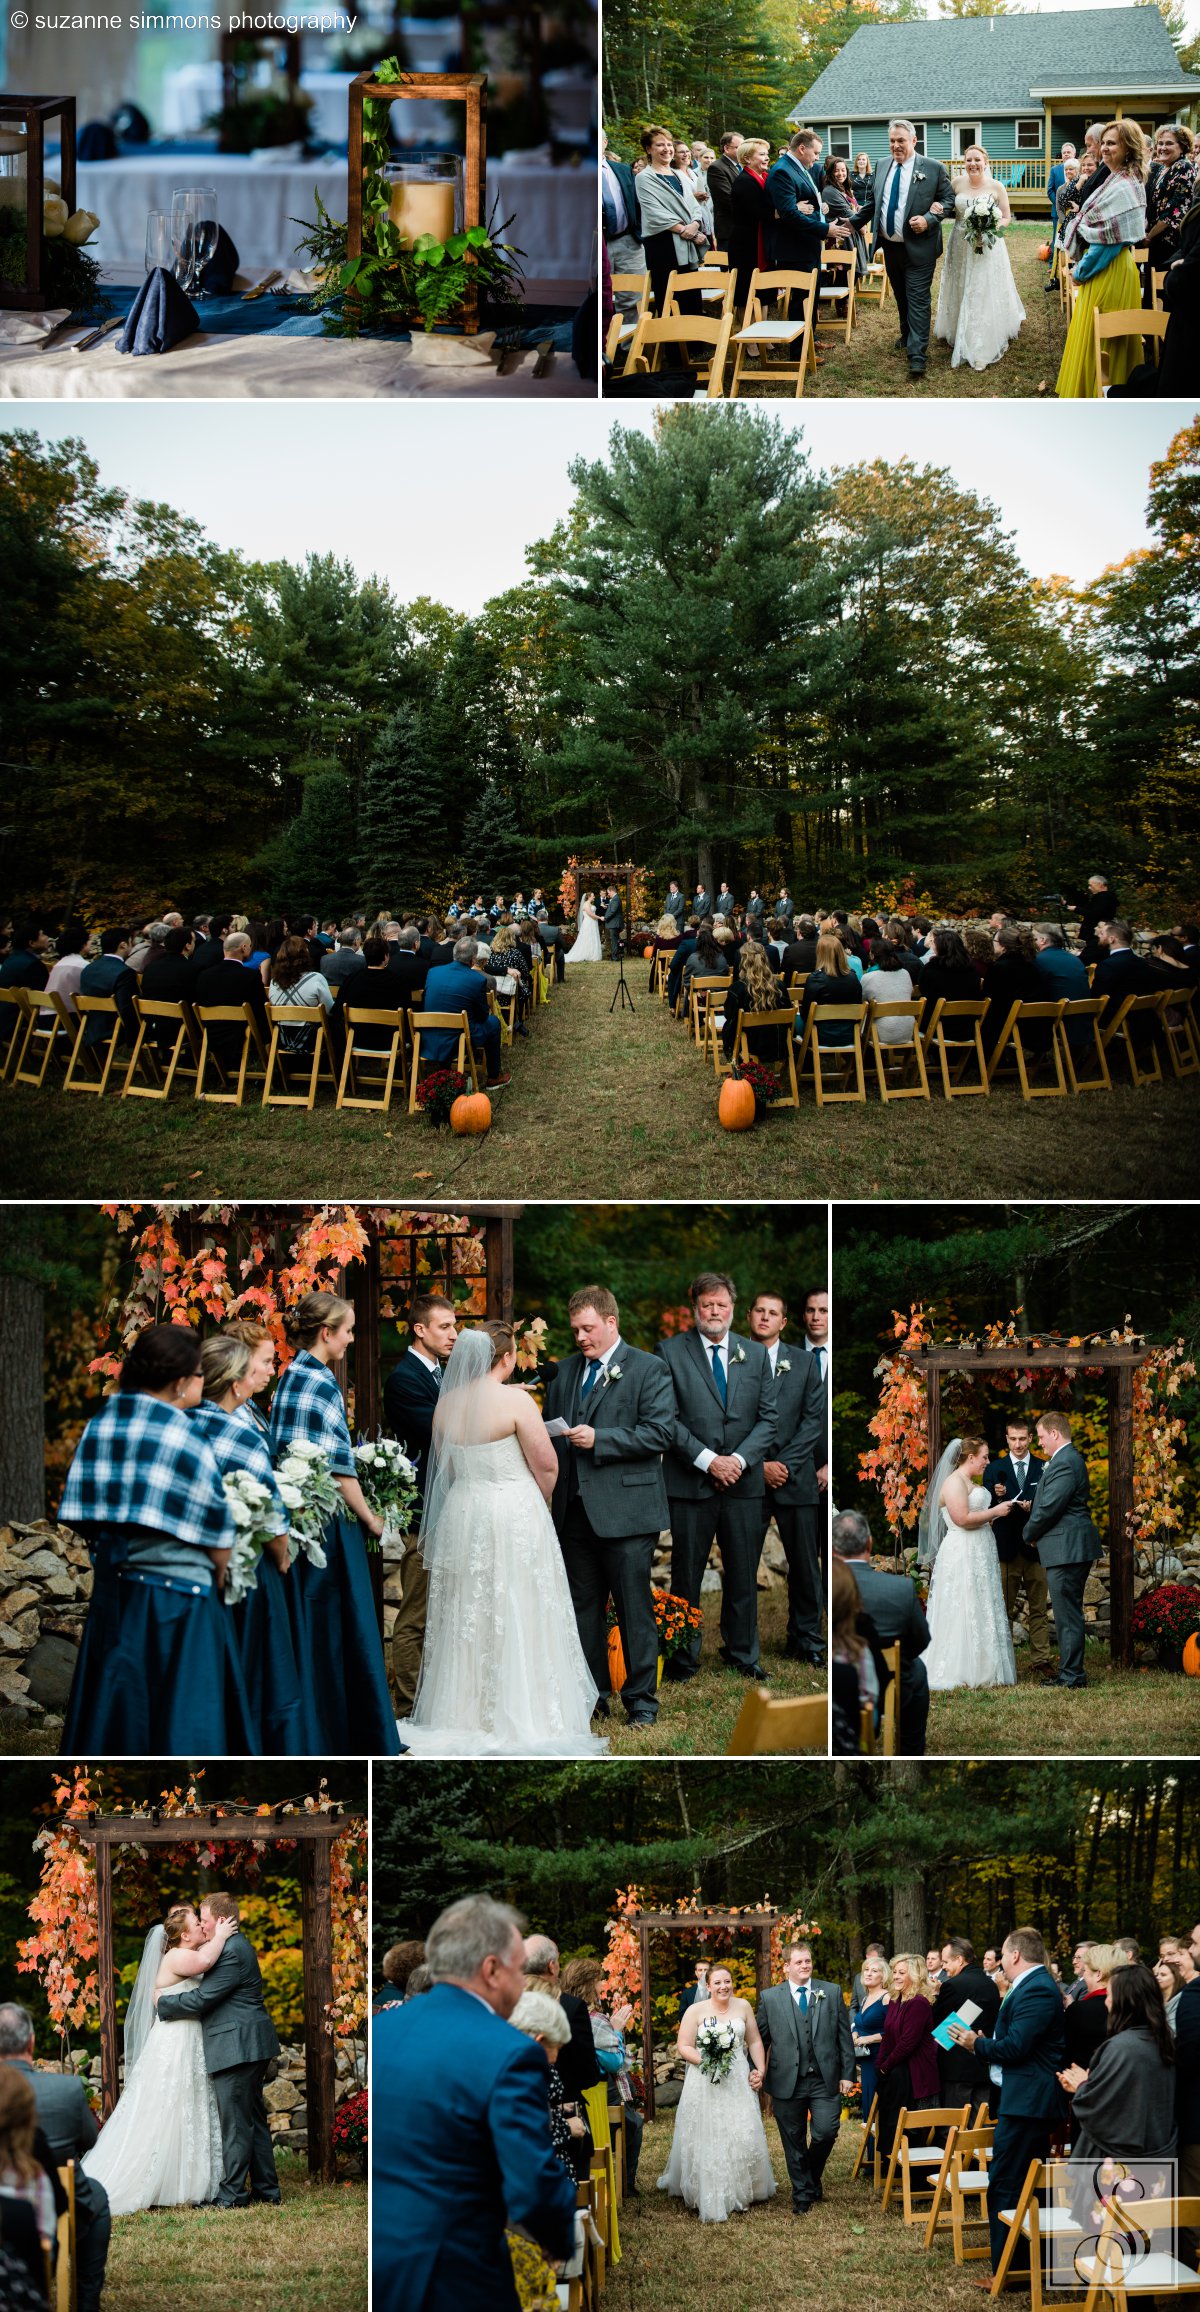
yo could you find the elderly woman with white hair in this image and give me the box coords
[507,1989,592,2311]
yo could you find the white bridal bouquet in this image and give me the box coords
[695,2016,738,2085]
[353,1436,419,1553]
[221,1470,279,1607]
[961,193,1003,254]
[273,1438,340,1569]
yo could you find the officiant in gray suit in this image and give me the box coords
[657,1272,776,1681]
[1022,1410,1103,1689]
[758,1942,854,2214]
[156,1893,282,2208]
[544,1287,675,1727]
[603,887,624,961]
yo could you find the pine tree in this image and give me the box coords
[251,763,357,918]
[460,777,528,897]
[355,704,448,916]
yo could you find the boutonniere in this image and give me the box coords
[733,1346,747,1365]
[603,1363,622,1386]
[814,1987,826,2003]
[777,1357,792,1374]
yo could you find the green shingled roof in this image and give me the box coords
[789,6,1200,122]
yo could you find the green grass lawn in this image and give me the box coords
[7,963,1198,1201]
[103,2155,365,2312]
[928,1641,1198,1756]
[605,1589,825,1757]
[610,2114,986,2312]
[807,221,1066,399]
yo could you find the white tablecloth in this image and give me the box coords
[76,151,596,280]
[0,323,594,398]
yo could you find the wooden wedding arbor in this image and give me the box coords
[905,1338,1151,1667]
[635,1907,777,2119]
[76,1804,352,2183]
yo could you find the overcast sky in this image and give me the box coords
[25,402,1181,614]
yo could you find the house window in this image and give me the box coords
[1015,117,1043,150]
[826,124,852,159]
[911,122,927,155]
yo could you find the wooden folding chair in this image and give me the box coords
[336,1006,408,1112]
[1157,985,1200,1079]
[624,309,734,396]
[194,1003,269,1106]
[986,999,1068,1100]
[728,268,817,397]
[858,249,889,305]
[868,1002,929,1101]
[796,1003,867,1103]
[1101,993,1163,1087]
[992,2158,1088,2312]
[859,1704,876,1755]
[262,1002,339,1110]
[1079,2190,1200,2310]
[880,1639,901,1755]
[11,987,75,1091]
[56,2160,76,2312]
[0,983,35,1080]
[63,994,125,1097]
[408,1009,482,1114]
[1092,307,1166,394]
[652,950,672,1001]
[1056,996,1112,1093]
[735,1011,800,1106]
[122,997,200,1100]
[922,2120,993,2259]
[687,973,729,1045]
[851,2091,880,2182]
[881,2103,973,2223]
[666,263,736,320]
[815,246,856,345]
[923,997,990,1098]
[725,1689,827,1753]
[605,268,650,363]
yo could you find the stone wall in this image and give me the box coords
[0,1519,91,1719]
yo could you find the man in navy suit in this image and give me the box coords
[421,935,510,1086]
[984,1418,1050,1674]
[384,1291,459,1717]
[602,132,645,314]
[767,128,829,308]
[373,1894,576,2312]
[948,1925,1067,2275]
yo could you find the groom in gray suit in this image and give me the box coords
[603,887,623,961]
[1021,1410,1103,1688]
[758,1943,854,2214]
[156,1893,282,2207]
[657,1272,776,1680]
[544,1287,676,1726]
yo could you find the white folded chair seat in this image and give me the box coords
[957,2169,991,2189]
[999,2206,1081,2234]
[733,319,807,341]
[904,2147,946,2166]
[1075,2250,1199,2291]
[819,286,851,300]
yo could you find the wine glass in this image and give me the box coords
[144,210,172,275]
[191,187,218,297]
[171,186,218,294]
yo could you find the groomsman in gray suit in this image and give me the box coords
[758,1942,854,2214]
[664,881,687,929]
[544,1287,676,1726]
[657,1272,776,1680]
[747,1289,826,1664]
[1022,1409,1103,1688]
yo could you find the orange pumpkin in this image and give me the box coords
[1037,241,1052,262]
[719,1076,756,1131]
[1183,1632,1200,1677]
[450,1092,492,1135]
[643,944,655,959]
[607,1625,626,1694]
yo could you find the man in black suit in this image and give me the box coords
[0,2001,111,2312]
[383,927,429,1008]
[767,127,829,304]
[1092,918,1161,1060]
[603,886,624,961]
[1064,874,1117,966]
[707,130,743,250]
[383,1291,459,1718]
[782,915,819,983]
[193,931,269,1070]
[191,911,231,973]
[667,921,700,1009]
[1177,1926,1200,2226]
[930,1936,1000,2111]
[833,1507,930,1753]
[657,1271,777,1681]
[777,889,795,929]
[848,118,954,377]
[984,1418,1050,1674]
[747,1289,826,1663]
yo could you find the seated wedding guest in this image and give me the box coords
[1033,924,1090,1013]
[322,927,365,988]
[919,926,982,1023]
[195,931,270,1070]
[962,925,995,982]
[721,938,783,1061]
[876,1955,939,2160]
[333,935,413,1048]
[375,1940,427,2012]
[419,917,455,967]
[1064,1944,1118,2066]
[511,1991,592,2181]
[834,1508,930,1755]
[490,922,533,1027]
[729,137,773,305]
[373,1895,576,2312]
[191,911,232,973]
[823,154,870,272]
[560,1957,644,2191]
[1093,918,1160,1052]
[798,933,861,1045]
[127,920,169,975]
[981,925,1043,1056]
[646,913,681,987]
[291,913,325,971]
[0,2003,107,2312]
[781,914,819,985]
[268,933,335,1055]
[825,917,863,981]
[0,2065,56,2309]
[422,936,511,1088]
[140,923,199,1005]
[667,919,702,1008]
[42,922,91,1017]
[1057,120,1148,398]
[1155,1954,1187,2032]
[831,1553,877,1753]
[1059,1962,1177,2164]
[0,921,50,1021]
[681,921,729,995]
[861,942,918,1043]
[1146,932,1197,991]
[636,124,710,317]
[78,928,139,1048]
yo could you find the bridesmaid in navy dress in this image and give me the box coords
[60,1323,257,1754]
[192,1330,306,1755]
[853,1952,892,2158]
[269,1290,401,1755]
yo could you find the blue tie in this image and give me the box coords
[798,1987,809,2015]
[581,1358,602,1401]
[886,162,902,235]
[710,1343,727,1406]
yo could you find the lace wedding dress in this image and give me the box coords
[658,2014,777,2223]
[934,189,1026,369]
[567,905,603,964]
[82,2014,222,2214]
[398,1434,608,1756]
[925,1484,1018,1691]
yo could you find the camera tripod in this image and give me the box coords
[610,945,635,1013]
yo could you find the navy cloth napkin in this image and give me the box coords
[116,267,199,356]
[78,121,118,161]
[199,224,240,295]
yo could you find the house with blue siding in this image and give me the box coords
[787,7,1200,209]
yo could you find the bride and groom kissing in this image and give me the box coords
[920,1409,1102,1693]
[83,1892,282,2216]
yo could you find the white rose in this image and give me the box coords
[290,1440,324,1460]
[357,1445,377,1465]
[277,1482,304,1509]
[63,208,100,246]
[229,1501,253,1529]
[43,196,69,237]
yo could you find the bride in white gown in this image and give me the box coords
[82,1906,234,2214]
[566,893,603,964]
[658,1967,777,2223]
[397,1324,608,1757]
[934,146,1026,370]
[919,1436,1018,1691]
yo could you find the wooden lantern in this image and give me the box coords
[347,70,486,332]
[0,94,77,310]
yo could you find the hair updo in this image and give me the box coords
[200,1334,253,1400]
[283,1292,354,1348]
[481,1321,516,1369]
[163,1903,197,1950]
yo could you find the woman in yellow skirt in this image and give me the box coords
[1056,120,1149,398]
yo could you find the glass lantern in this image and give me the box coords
[0,95,78,309]
[380,152,464,247]
[347,71,486,330]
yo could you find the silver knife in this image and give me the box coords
[75,314,124,352]
[39,313,85,352]
[532,336,555,378]
[242,270,283,301]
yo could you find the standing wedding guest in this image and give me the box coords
[823,155,869,273]
[602,132,646,316]
[1057,119,1148,397]
[657,1272,777,1682]
[850,150,874,203]
[833,1509,930,1753]
[931,1936,1000,2109]
[707,130,743,251]
[1063,1945,1118,2065]
[1145,125,1195,283]
[1059,1963,1177,2163]
[950,1927,1067,2279]
[875,1954,939,2159]
[269,1292,401,1756]
[560,1958,644,2189]
[851,1951,891,2136]
[373,1896,576,2312]
[0,2004,110,2312]
[59,1324,256,1754]
[1154,1955,1187,2032]
[767,128,830,316]
[192,1331,305,1755]
[637,126,710,318]
[747,1289,826,1663]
